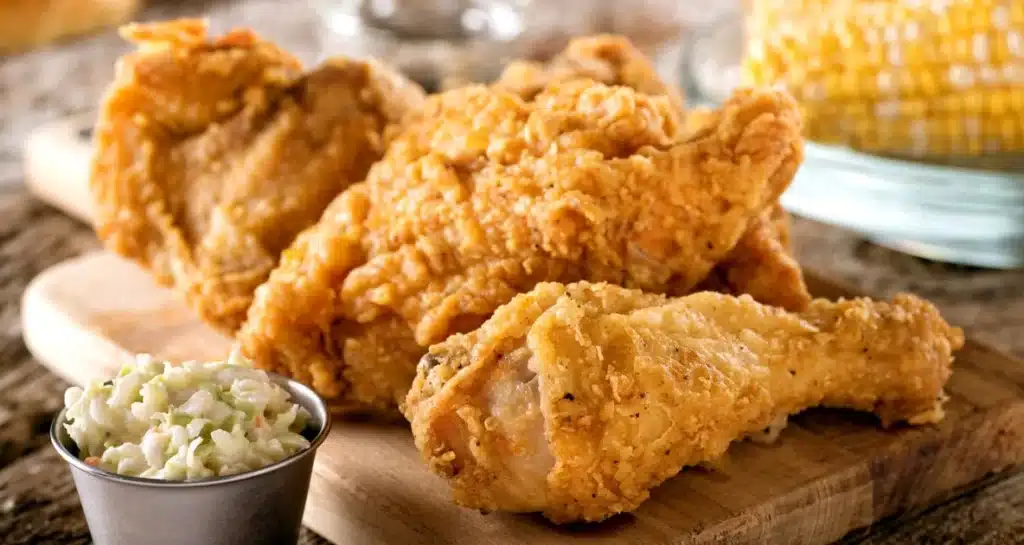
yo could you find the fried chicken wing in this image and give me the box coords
[239,83,804,415]
[90,19,425,332]
[494,35,809,310]
[404,282,964,523]
[696,204,811,310]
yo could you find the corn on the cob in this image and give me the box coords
[743,0,1024,159]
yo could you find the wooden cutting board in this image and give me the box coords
[22,250,1024,545]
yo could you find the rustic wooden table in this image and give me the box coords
[1,1,1023,543]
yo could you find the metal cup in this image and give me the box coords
[51,374,332,545]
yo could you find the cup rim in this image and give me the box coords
[50,372,332,488]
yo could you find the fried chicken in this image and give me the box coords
[696,203,811,310]
[404,282,964,523]
[90,19,425,332]
[238,83,805,416]
[492,34,685,114]
[494,35,809,310]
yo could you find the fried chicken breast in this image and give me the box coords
[90,19,425,332]
[495,35,809,310]
[238,83,805,415]
[404,282,964,523]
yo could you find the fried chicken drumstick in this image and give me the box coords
[90,19,424,331]
[238,80,804,416]
[404,282,964,523]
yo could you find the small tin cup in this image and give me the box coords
[51,374,332,545]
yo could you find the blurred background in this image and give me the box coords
[1,0,1022,268]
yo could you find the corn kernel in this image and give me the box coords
[743,0,1024,157]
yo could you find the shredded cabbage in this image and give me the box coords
[62,352,312,480]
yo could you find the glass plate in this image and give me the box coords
[783,143,1024,269]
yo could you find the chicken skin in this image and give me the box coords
[495,35,809,310]
[239,83,804,415]
[90,19,425,332]
[404,282,964,523]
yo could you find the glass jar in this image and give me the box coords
[312,0,739,91]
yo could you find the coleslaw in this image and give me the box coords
[61,352,311,480]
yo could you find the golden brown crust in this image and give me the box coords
[493,34,685,114]
[494,37,810,311]
[0,0,140,53]
[405,282,964,522]
[769,201,795,252]
[239,83,805,415]
[90,19,425,332]
[697,204,812,310]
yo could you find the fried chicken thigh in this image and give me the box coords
[404,282,964,522]
[239,83,804,415]
[495,35,810,310]
[90,19,424,331]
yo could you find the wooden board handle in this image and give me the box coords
[24,113,96,224]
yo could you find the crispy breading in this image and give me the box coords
[492,34,685,113]
[696,204,812,310]
[494,35,809,310]
[404,282,964,522]
[239,83,805,415]
[90,19,425,332]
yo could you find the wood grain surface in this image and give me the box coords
[20,248,1024,545]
